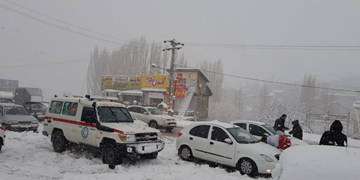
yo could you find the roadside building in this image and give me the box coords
[174,68,212,120]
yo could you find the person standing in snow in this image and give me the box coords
[319,120,347,147]
[289,120,303,140]
[273,114,287,132]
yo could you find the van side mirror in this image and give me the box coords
[224,138,233,145]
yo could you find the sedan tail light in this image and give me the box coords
[177,132,183,138]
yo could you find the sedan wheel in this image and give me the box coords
[179,146,192,161]
[238,158,258,177]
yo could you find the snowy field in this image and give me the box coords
[0,129,257,180]
[273,145,360,180]
[1,126,360,180]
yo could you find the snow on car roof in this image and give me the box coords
[190,120,237,129]
[0,103,22,107]
[50,97,125,107]
[231,120,266,125]
[0,91,14,98]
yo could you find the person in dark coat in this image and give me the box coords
[289,120,303,140]
[319,120,347,147]
[273,114,287,132]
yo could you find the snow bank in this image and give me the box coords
[303,133,360,148]
[273,145,360,180]
[0,127,257,180]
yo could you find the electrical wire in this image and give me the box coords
[0,2,123,45]
[1,0,124,42]
[0,59,88,69]
[2,1,360,51]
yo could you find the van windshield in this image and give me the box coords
[97,106,133,123]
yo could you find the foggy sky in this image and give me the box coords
[1,0,360,99]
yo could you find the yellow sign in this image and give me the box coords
[139,74,169,90]
[101,76,113,90]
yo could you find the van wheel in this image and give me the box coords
[149,121,158,129]
[178,146,193,161]
[51,130,67,153]
[101,142,122,167]
[238,158,258,177]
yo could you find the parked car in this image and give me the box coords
[0,103,39,132]
[0,126,5,151]
[176,120,280,177]
[23,102,48,121]
[175,110,197,121]
[231,120,305,146]
[43,97,164,169]
[127,105,176,132]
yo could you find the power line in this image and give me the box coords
[0,2,124,45]
[185,42,360,51]
[0,59,88,69]
[199,68,360,93]
[2,1,360,52]
[1,0,124,42]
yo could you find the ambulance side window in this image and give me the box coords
[49,101,63,114]
[81,107,97,123]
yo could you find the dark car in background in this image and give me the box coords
[0,103,39,132]
[23,102,48,121]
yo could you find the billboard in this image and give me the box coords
[101,74,188,99]
[139,74,169,90]
[101,76,113,90]
[174,73,188,98]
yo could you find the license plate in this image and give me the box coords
[144,144,157,152]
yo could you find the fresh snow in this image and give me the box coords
[0,127,257,180]
[273,145,360,180]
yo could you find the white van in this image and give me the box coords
[43,96,164,169]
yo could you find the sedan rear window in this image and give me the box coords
[189,125,210,138]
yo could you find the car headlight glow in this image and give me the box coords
[260,154,274,162]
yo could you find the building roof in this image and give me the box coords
[175,68,209,82]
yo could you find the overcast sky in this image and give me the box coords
[1,0,360,98]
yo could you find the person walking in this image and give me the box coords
[273,114,287,132]
[289,120,303,140]
[319,120,347,147]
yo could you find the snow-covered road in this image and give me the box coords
[0,129,257,180]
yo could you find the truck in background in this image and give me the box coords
[14,87,47,120]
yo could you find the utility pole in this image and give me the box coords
[163,39,184,110]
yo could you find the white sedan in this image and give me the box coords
[176,120,280,177]
[231,120,306,146]
[127,105,176,132]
